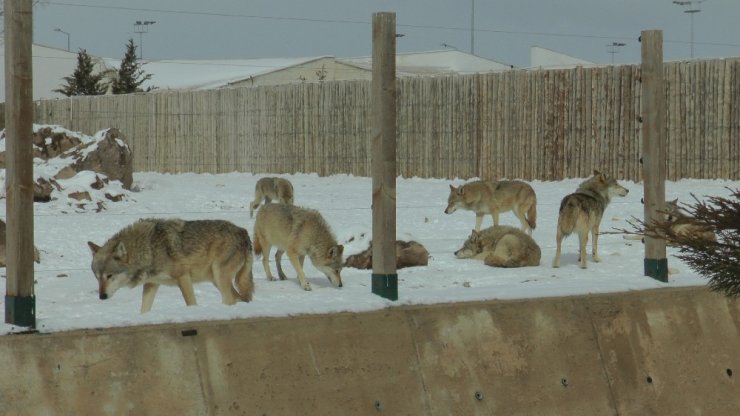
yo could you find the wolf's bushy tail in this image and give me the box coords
[557,195,581,236]
[253,230,264,256]
[235,258,254,302]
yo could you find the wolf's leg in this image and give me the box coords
[492,210,500,227]
[276,249,288,280]
[591,224,601,262]
[287,250,312,291]
[261,243,276,281]
[176,274,198,306]
[578,231,589,269]
[140,283,159,313]
[552,230,563,268]
[475,213,484,231]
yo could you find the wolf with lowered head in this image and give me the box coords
[253,204,343,291]
[552,170,629,269]
[250,177,294,218]
[88,218,254,313]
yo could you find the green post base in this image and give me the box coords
[644,258,669,283]
[5,295,36,329]
[372,274,398,301]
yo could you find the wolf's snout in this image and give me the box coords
[99,293,108,300]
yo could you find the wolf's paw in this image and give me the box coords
[302,283,312,291]
[266,275,277,281]
[278,272,288,280]
[592,254,601,263]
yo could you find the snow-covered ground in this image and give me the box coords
[1,131,736,335]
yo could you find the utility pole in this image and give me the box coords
[4,0,36,328]
[371,12,398,301]
[640,30,668,282]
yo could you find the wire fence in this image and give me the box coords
[11,57,740,181]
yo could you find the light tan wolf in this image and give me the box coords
[253,203,343,291]
[88,218,254,313]
[622,198,717,244]
[445,180,537,235]
[454,225,541,267]
[664,198,717,242]
[552,170,629,269]
[344,240,430,269]
[250,177,294,218]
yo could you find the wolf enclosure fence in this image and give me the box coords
[13,58,740,181]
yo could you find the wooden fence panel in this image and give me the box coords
[9,59,738,181]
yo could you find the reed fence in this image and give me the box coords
[20,58,740,181]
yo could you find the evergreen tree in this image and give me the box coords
[54,49,107,96]
[625,189,740,297]
[111,39,153,94]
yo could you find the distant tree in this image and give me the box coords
[54,49,106,96]
[110,39,153,94]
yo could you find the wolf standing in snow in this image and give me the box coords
[454,225,541,267]
[88,218,254,313]
[445,180,537,235]
[552,170,629,269]
[253,204,343,291]
[250,177,294,218]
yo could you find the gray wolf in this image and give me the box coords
[454,225,541,267]
[88,218,254,313]
[445,180,537,234]
[552,170,629,269]
[0,219,40,266]
[250,177,294,218]
[253,203,343,291]
[344,240,429,269]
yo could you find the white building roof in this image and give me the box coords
[129,57,331,91]
[341,49,512,75]
[529,46,598,69]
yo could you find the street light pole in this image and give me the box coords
[133,20,156,60]
[53,27,70,51]
[672,0,705,59]
[606,42,626,64]
[470,0,475,54]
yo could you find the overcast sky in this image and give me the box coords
[30,0,740,67]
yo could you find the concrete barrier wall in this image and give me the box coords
[1,287,738,415]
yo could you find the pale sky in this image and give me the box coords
[30,0,740,67]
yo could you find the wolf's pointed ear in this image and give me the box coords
[329,245,344,258]
[669,198,678,204]
[88,241,100,255]
[449,184,456,191]
[113,241,127,260]
[593,169,602,176]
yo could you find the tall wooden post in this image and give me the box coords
[371,12,398,301]
[640,30,668,282]
[4,0,36,327]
